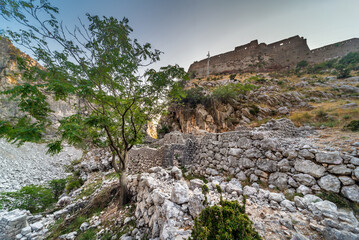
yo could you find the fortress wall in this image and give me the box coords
[309,38,359,63]
[188,36,359,77]
[188,36,311,77]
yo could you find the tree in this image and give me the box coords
[0,0,187,204]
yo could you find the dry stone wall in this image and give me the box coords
[128,120,359,204]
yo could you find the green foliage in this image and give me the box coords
[247,76,266,84]
[212,83,256,104]
[201,184,209,195]
[189,198,262,240]
[336,65,351,79]
[249,105,260,116]
[338,52,359,66]
[48,178,67,199]
[177,87,210,109]
[344,120,359,132]
[229,74,236,80]
[296,60,308,69]
[180,166,208,184]
[315,109,329,121]
[66,173,84,193]
[0,1,188,197]
[317,192,359,216]
[307,59,337,74]
[216,184,223,194]
[0,184,56,213]
[158,125,171,135]
[78,229,97,240]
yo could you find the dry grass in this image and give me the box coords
[290,99,359,129]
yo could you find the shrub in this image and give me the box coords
[66,172,84,193]
[158,125,171,135]
[0,185,56,213]
[339,52,359,66]
[336,65,351,79]
[189,197,262,240]
[48,178,67,199]
[229,74,236,80]
[296,60,308,70]
[177,87,210,108]
[249,105,260,116]
[212,83,257,103]
[344,120,359,131]
[315,110,329,121]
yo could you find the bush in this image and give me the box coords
[48,178,67,199]
[189,197,262,240]
[339,52,359,66]
[177,87,210,109]
[66,172,84,193]
[0,185,56,213]
[344,120,359,132]
[296,60,308,70]
[249,105,260,116]
[212,83,256,103]
[336,65,351,79]
[229,74,236,80]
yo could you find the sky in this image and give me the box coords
[2,0,359,71]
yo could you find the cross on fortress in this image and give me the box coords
[188,35,359,78]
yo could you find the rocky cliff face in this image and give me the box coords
[0,38,77,126]
[0,38,83,193]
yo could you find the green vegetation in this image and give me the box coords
[177,87,211,108]
[317,192,359,216]
[66,171,84,193]
[296,60,308,70]
[0,0,188,205]
[344,120,359,132]
[48,178,67,199]
[189,197,262,240]
[180,165,208,184]
[229,74,236,80]
[212,83,257,104]
[0,179,67,213]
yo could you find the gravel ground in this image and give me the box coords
[0,138,82,192]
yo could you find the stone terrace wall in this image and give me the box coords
[128,147,165,174]
[129,121,359,203]
[190,129,359,203]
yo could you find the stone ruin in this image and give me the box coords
[125,119,359,204]
[188,35,359,77]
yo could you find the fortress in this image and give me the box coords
[188,35,359,77]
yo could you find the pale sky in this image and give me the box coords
[1,0,359,71]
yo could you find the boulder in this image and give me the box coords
[298,149,315,159]
[293,173,316,186]
[243,186,257,196]
[338,176,355,186]
[296,185,312,195]
[171,181,189,204]
[188,189,205,218]
[257,159,277,172]
[318,175,341,193]
[170,166,183,180]
[269,192,285,202]
[189,179,205,190]
[294,160,326,178]
[328,165,352,175]
[341,185,359,203]
[316,152,343,165]
[268,172,288,190]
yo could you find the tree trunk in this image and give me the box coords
[111,151,130,205]
[119,170,129,205]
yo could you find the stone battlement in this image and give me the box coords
[188,35,359,77]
